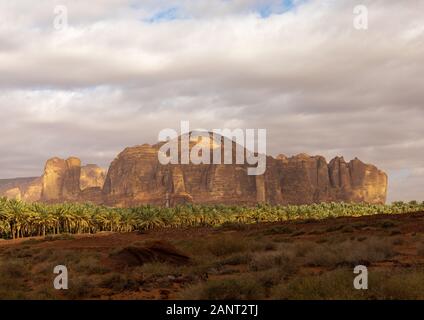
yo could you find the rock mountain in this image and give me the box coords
[0,134,388,206]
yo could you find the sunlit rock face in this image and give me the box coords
[102,133,277,207]
[38,157,105,203]
[22,178,43,202]
[328,157,388,204]
[0,177,42,202]
[278,155,387,205]
[40,157,81,202]
[102,133,387,207]
[80,164,106,191]
[0,134,388,206]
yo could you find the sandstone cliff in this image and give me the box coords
[40,158,106,202]
[278,154,387,204]
[0,134,388,206]
[41,157,81,201]
[101,134,387,207]
[0,159,106,203]
[80,164,106,190]
[0,177,42,202]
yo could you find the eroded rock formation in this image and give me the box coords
[0,177,42,202]
[1,158,106,203]
[278,154,387,204]
[0,134,388,206]
[101,134,387,206]
[80,164,106,190]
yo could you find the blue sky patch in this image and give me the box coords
[147,7,180,23]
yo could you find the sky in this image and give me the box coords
[0,0,423,202]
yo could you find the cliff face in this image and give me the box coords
[0,177,42,202]
[278,154,388,204]
[40,158,106,203]
[41,157,82,202]
[101,134,387,207]
[80,164,106,190]
[0,158,106,203]
[0,135,388,206]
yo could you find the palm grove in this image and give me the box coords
[0,197,423,240]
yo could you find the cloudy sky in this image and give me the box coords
[0,0,423,202]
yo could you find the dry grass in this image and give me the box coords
[0,212,422,300]
[179,276,265,300]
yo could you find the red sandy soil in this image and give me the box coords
[1,211,424,300]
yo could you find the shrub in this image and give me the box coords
[220,253,252,266]
[416,242,424,256]
[99,273,138,292]
[75,256,110,275]
[207,238,247,256]
[371,271,424,299]
[303,237,396,267]
[378,220,397,229]
[65,277,95,299]
[0,259,26,278]
[263,226,293,235]
[180,277,264,300]
[44,233,75,242]
[271,269,364,300]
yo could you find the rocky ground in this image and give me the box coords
[1,212,424,300]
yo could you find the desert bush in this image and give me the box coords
[207,237,247,256]
[391,237,404,245]
[378,220,397,229]
[249,253,281,272]
[303,246,340,267]
[219,222,250,231]
[21,238,43,245]
[248,240,277,252]
[370,271,424,299]
[44,233,75,242]
[75,255,110,275]
[271,268,364,300]
[65,276,95,299]
[351,222,368,229]
[315,238,328,244]
[0,260,29,299]
[342,226,355,233]
[249,250,296,275]
[179,277,264,300]
[308,229,325,235]
[389,229,402,236]
[303,237,396,267]
[292,241,315,258]
[0,259,26,278]
[416,242,424,256]
[32,248,54,263]
[291,231,306,237]
[99,273,138,292]
[263,226,293,235]
[220,253,252,266]
[136,262,182,278]
[256,268,287,289]
[325,225,344,233]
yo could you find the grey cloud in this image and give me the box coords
[0,0,423,202]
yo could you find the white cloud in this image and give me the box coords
[0,0,423,201]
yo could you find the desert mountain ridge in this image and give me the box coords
[0,135,388,206]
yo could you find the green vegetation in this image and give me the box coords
[0,197,423,240]
[1,213,424,300]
